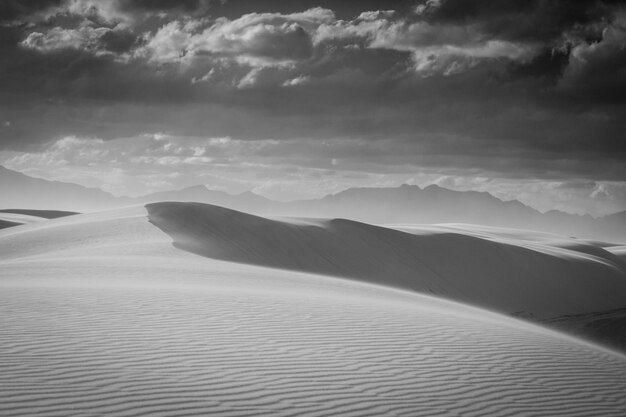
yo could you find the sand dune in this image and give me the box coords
[0,213,48,229]
[0,219,21,230]
[147,202,626,319]
[607,245,626,261]
[0,212,47,224]
[545,307,626,353]
[2,204,626,416]
[0,210,77,230]
[0,209,78,219]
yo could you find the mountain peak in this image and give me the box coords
[180,184,210,192]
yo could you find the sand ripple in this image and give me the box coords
[1,282,625,417]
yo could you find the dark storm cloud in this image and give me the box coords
[99,29,140,53]
[507,48,570,80]
[0,0,62,23]
[557,17,626,104]
[421,0,620,42]
[117,0,213,12]
[204,0,416,20]
[115,0,220,18]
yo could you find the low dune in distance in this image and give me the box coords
[0,219,22,230]
[0,213,47,229]
[1,203,626,416]
[0,209,78,230]
[0,209,79,219]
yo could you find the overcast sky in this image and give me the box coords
[0,0,625,215]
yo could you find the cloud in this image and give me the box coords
[61,0,215,26]
[137,20,198,64]
[0,0,63,23]
[21,25,112,53]
[558,11,626,103]
[116,0,214,14]
[98,28,140,53]
[193,15,314,62]
[138,8,329,67]
[63,0,134,26]
[418,0,616,43]
[133,6,540,81]
[282,75,310,87]
[314,11,538,77]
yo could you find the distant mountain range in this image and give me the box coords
[0,166,118,211]
[1,165,624,241]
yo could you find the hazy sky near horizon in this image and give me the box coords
[0,0,625,215]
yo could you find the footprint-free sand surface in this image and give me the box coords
[1,204,626,416]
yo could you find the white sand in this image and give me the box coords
[1,204,626,416]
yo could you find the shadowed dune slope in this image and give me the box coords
[147,202,626,319]
[607,245,626,262]
[0,213,53,229]
[0,219,21,230]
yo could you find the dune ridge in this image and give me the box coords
[147,202,626,320]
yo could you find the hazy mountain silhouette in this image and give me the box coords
[603,210,626,224]
[0,167,270,213]
[0,166,119,212]
[276,184,606,239]
[1,166,624,241]
[133,185,273,212]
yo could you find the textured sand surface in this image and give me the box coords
[1,204,626,416]
[3,272,626,417]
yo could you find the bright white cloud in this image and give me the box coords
[21,25,109,53]
[317,17,536,75]
[138,20,198,64]
[20,3,543,88]
[138,8,331,68]
[134,5,539,81]
[282,75,311,87]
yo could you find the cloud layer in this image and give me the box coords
[1,0,625,214]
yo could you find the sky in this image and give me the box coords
[0,0,625,216]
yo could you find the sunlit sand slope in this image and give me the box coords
[2,273,626,417]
